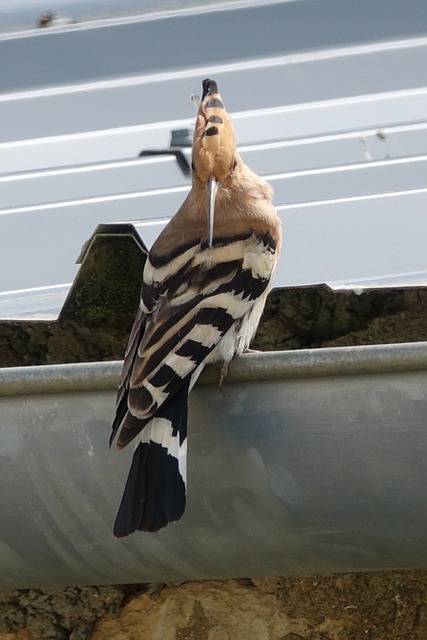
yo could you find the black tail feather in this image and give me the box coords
[113,441,186,535]
[113,381,189,536]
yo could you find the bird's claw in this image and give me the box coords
[219,361,229,389]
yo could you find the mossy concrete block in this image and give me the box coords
[0,226,147,368]
[0,222,427,368]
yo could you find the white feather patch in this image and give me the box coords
[144,245,199,286]
[243,242,276,280]
[192,239,249,268]
[140,417,187,485]
[185,323,223,348]
[165,353,197,379]
[201,292,252,319]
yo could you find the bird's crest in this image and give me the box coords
[192,79,237,246]
[192,79,236,184]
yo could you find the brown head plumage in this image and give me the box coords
[192,79,238,246]
[192,79,237,184]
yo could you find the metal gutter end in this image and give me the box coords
[0,360,121,396]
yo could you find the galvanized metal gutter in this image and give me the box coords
[1,343,427,588]
[1,341,427,395]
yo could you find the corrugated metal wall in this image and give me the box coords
[2,0,427,317]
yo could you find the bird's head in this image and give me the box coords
[191,79,237,246]
[192,79,237,184]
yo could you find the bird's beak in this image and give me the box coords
[208,176,218,248]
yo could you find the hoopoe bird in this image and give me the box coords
[110,79,282,536]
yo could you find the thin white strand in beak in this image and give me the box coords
[208,176,218,248]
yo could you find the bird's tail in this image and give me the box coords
[113,380,189,536]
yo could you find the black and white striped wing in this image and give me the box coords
[111,229,277,450]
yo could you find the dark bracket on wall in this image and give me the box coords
[139,128,192,176]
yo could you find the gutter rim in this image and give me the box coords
[1,341,427,396]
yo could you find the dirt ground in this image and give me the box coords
[0,284,427,639]
[1,571,427,639]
